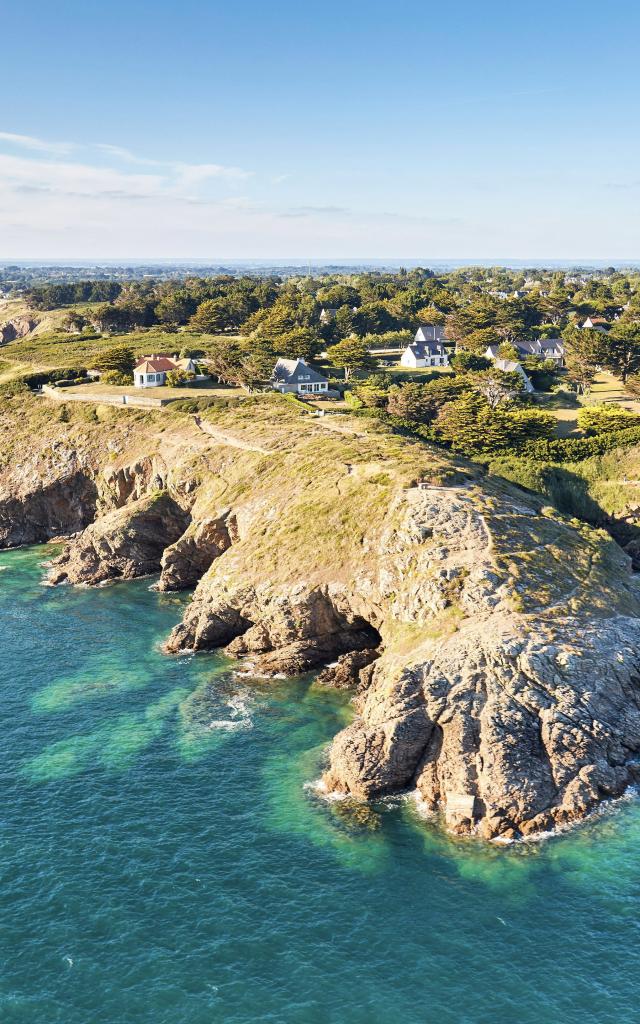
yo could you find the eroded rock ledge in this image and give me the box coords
[163,482,640,840]
[47,492,190,585]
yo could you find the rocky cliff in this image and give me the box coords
[0,316,38,345]
[3,392,640,840]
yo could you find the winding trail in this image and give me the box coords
[192,416,272,455]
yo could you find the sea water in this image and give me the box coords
[1,546,640,1024]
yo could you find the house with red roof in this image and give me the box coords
[134,354,198,388]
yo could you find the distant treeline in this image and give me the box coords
[26,281,124,308]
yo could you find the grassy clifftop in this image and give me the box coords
[1,390,635,620]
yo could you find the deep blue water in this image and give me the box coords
[2,546,640,1023]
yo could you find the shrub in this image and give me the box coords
[521,426,640,462]
[166,369,190,387]
[20,367,87,390]
[0,379,30,398]
[577,404,640,435]
[102,370,133,386]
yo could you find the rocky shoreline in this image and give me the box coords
[3,395,640,840]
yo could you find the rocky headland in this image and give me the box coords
[3,392,640,840]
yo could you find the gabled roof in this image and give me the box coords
[515,341,538,355]
[494,358,534,390]
[494,358,522,373]
[415,322,446,342]
[405,341,446,359]
[271,357,328,385]
[537,337,565,352]
[135,356,177,373]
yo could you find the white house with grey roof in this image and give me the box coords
[484,349,535,393]
[400,323,450,368]
[401,341,449,369]
[493,358,534,393]
[319,307,339,324]
[414,323,446,344]
[270,357,329,396]
[485,339,565,366]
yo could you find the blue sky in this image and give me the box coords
[2,0,639,260]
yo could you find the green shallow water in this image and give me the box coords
[2,546,640,1023]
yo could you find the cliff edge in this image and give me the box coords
[2,392,640,840]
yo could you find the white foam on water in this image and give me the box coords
[411,789,437,821]
[206,691,254,732]
[491,785,640,846]
[207,719,247,732]
[304,778,350,802]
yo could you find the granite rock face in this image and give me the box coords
[157,514,236,591]
[323,620,640,839]
[4,395,640,839]
[165,580,381,675]
[47,492,190,585]
[0,317,38,344]
[320,488,640,838]
[162,481,640,838]
[0,470,98,548]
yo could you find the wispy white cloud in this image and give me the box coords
[0,130,73,155]
[95,143,252,184]
[173,161,252,185]
[94,143,159,166]
[279,204,349,218]
[0,153,165,201]
[0,131,254,213]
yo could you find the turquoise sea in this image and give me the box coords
[2,546,640,1023]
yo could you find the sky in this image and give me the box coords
[1,0,640,261]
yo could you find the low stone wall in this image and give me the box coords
[41,385,178,409]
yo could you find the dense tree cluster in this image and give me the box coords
[27,281,123,309]
[17,265,640,441]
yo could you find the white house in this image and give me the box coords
[581,316,610,333]
[270,357,329,396]
[485,339,565,366]
[414,323,446,344]
[401,341,449,368]
[484,347,535,392]
[319,307,339,324]
[493,357,535,393]
[134,354,199,388]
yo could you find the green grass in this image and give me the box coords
[0,328,236,372]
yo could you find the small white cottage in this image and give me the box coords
[400,341,449,369]
[134,354,199,388]
[493,358,535,393]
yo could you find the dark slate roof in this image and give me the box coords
[415,323,446,342]
[271,357,329,385]
[516,339,565,356]
[406,341,447,358]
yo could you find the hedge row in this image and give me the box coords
[521,426,640,462]
[21,367,88,389]
[353,408,640,464]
